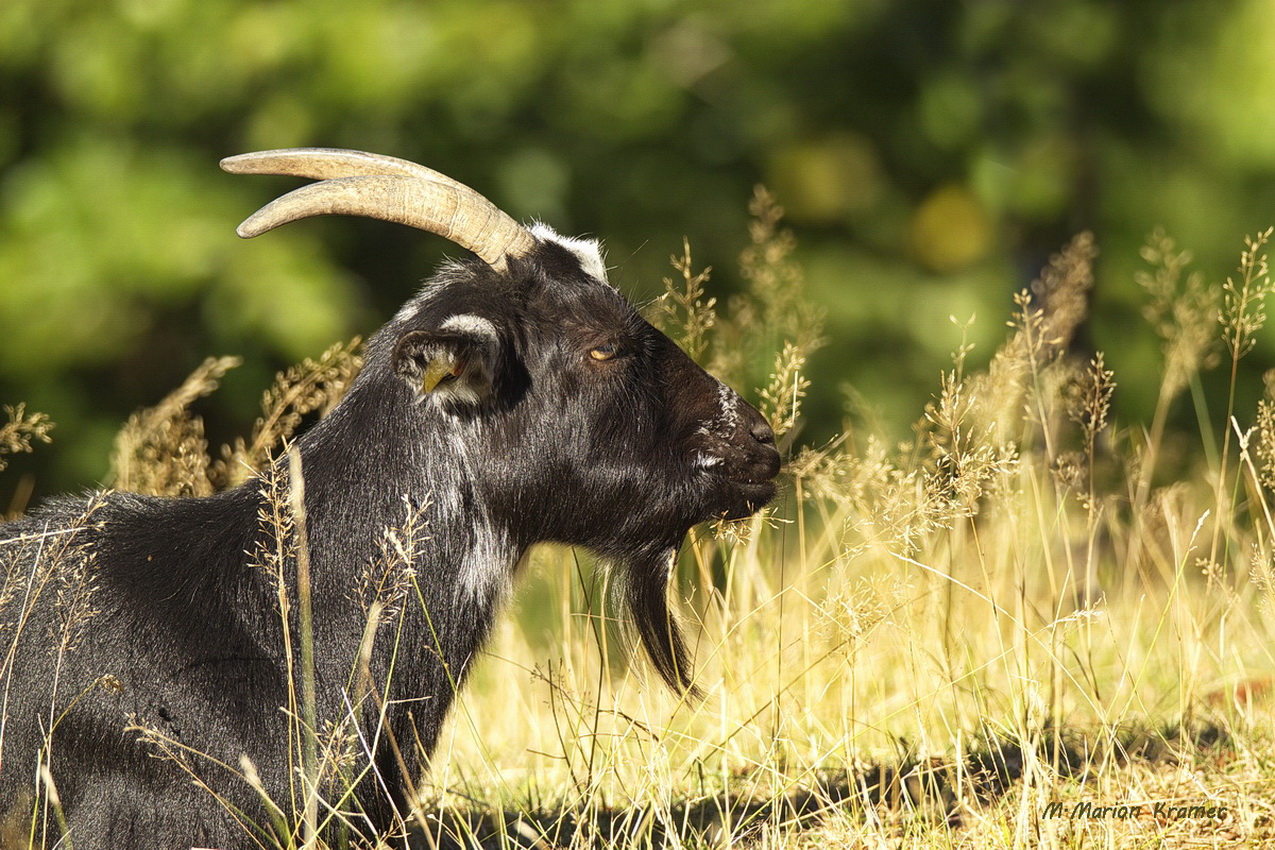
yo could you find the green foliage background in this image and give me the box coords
[2,0,1274,495]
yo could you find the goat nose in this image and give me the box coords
[751,419,776,446]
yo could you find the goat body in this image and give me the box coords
[0,152,779,849]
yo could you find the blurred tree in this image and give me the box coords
[1,0,1273,496]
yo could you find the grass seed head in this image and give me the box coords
[1220,227,1275,360]
[0,403,53,475]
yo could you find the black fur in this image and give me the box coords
[0,235,779,848]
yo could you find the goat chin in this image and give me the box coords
[717,480,780,521]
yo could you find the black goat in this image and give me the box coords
[0,148,780,849]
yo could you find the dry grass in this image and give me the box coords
[418,220,1275,848]
[4,205,1275,848]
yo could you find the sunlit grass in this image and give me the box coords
[416,222,1275,847]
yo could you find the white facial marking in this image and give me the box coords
[694,452,724,469]
[530,223,610,283]
[694,381,742,472]
[716,381,740,430]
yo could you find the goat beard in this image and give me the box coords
[615,542,702,700]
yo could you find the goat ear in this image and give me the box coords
[393,319,501,407]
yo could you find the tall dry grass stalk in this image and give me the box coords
[1211,228,1274,570]
[107,338,361,499]
[109,355,241,497]
[215,339,362,489]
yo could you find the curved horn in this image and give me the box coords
[221,148,535,272]
[220,148,465,187]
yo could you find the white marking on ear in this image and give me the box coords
[428,373,487,408]
[441,313,499,340]
[529,223,610,283]
[411,316,501,409]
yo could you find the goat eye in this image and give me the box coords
[589,343,620,362]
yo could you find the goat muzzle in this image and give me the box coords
[708,400,782,519]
